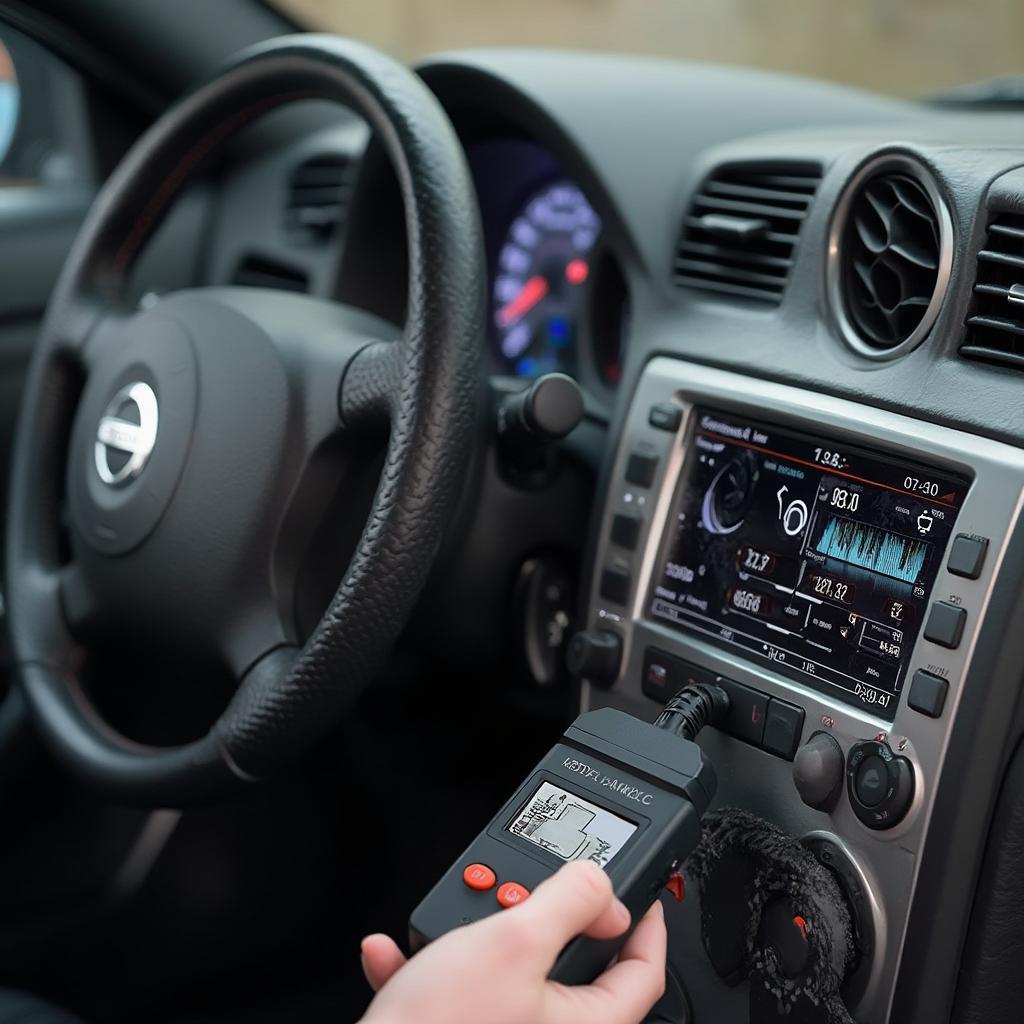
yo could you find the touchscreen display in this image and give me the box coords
[648,408,968,719]
[508,782,638,867]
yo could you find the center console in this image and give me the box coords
[581,358,1024,1022]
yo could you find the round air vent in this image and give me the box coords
[829,155,952,359]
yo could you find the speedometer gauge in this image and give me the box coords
[492,180,601,378]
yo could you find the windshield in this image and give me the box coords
[273,0,1022,99]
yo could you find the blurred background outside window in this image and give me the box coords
[275,0,1024,98]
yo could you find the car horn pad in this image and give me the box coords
[689,808,856,1024]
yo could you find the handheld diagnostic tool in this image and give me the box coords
[409,686,725,985]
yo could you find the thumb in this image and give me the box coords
[360,934,408,992]
[514,860,629,961]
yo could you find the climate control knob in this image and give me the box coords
[846,739,914,830]
[793,731,845,811]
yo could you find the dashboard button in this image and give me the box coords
[610,513,642,550]
[846,739,915,830]
[854,756,888,807]
[625,451,659,488]
[924,601,967,649]
[793,732,845,811]
[762,698,805,760]
[599,565,632,605]
[642,648,680,702]
[715,676,768,746]
[908,669,948,718]
[679,659,717,689]
[947,534,988,580]
[566,630,622,687]
[649,403,683,432]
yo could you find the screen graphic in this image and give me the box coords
[508,782,638,867]
[649,409,968,719]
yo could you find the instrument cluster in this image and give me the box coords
[467,137,629,398]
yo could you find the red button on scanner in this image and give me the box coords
[463,863,496,891]
[496,881,531,908]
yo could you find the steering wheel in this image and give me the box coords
[4,35,483,805]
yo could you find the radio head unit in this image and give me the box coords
[648,408,969,720]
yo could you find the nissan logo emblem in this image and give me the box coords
[94,381,159,487]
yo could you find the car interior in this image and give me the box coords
[0,1,1023,1022]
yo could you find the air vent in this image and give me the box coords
[960,214,1024,369]
[232,254,309,293]
[673,164,822,304]
[285,152,357,244]
[831,155,951,358]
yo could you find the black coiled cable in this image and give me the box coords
[655,683,731,741]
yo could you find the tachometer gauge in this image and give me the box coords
[492,180,601,378]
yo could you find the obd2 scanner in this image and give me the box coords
[409,682,729,985]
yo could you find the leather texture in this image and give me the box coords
[5,35,484,801]
[0,990,82,1024]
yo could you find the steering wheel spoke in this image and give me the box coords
[75,306,135,377]
[339,339,402,433]
[56,561,100,639]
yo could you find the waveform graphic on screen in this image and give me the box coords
[816,517,928,584]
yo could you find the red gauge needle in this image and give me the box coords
[497,275,549,328]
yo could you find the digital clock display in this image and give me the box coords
[648,409,969,720]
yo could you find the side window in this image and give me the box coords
[0,27,93,189]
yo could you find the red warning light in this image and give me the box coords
[565,258,589,285]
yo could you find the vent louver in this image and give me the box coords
[838,168,945,354]
[232,254,309,293]
[673,164,821,305]
[961,214,1024,369]
[285,152,357,244]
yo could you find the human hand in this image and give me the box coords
[359,859,667,1024]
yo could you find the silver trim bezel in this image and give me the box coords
[826,152,954,361]
[583,358,1024,1023]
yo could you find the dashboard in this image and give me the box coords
[197,48,1024,1024]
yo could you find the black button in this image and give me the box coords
[610,513,642,550]
[625,451,659,488]
[648,403,683,432]
[599,565,632,605]
[762,698,805,760]
[924,601,967,649]
[715,676,768,746]
[947,534,988,580]
[679,659,717,689]
[854,756,888,807]
[642,648,681,702]
[908,669,948,718]
[566,630,623,687]
[846,740,915,830]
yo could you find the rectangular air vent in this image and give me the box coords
[286,152,357,245]
[961,214,1024,369]
[232,254,309,293]
[673,164,822,305]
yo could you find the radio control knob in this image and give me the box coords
[566,630,622,688]
[793,731,845,812]
[846,739,914,830]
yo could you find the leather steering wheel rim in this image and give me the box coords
[4,35,483,804]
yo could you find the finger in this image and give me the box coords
[515,861,629,957]
[589,901,667,1016]
[360,934,408,992]
[543,901,667,1024]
